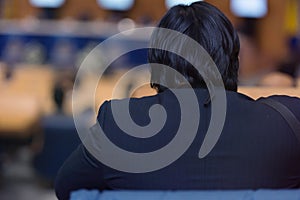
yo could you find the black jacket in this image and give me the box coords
[55,88,300,200]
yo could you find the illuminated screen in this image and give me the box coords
[97,0,134,11]
[165,0,202,8]
[30,0,65,8]
[230,0,268,18]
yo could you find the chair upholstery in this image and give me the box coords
[70,189,300,200]
[33,114,81,183]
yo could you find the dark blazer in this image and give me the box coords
[55,88,300,200]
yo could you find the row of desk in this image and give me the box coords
[0,66,300,139]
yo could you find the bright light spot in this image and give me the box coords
[165,0,203,8]
[117,18,136,34]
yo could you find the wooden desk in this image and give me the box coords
[132,85,300,99]
[238,86,300,99]
[0,91,40,138]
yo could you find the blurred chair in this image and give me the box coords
[33,114,81,185]
[70,190,300,200]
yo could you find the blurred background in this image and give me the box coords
[0,0,299,199]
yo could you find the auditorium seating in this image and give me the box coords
[1,66,300,140]
[33,114,81,184]
[70,189,300,200]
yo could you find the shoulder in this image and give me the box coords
[96,94,164,125]
[263,94,300,102]
[97,92,169,114]
[258,95,300,118]
[259,95,300,106]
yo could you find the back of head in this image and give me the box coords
[148,1,240,92]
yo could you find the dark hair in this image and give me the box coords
[148,1,240,92]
